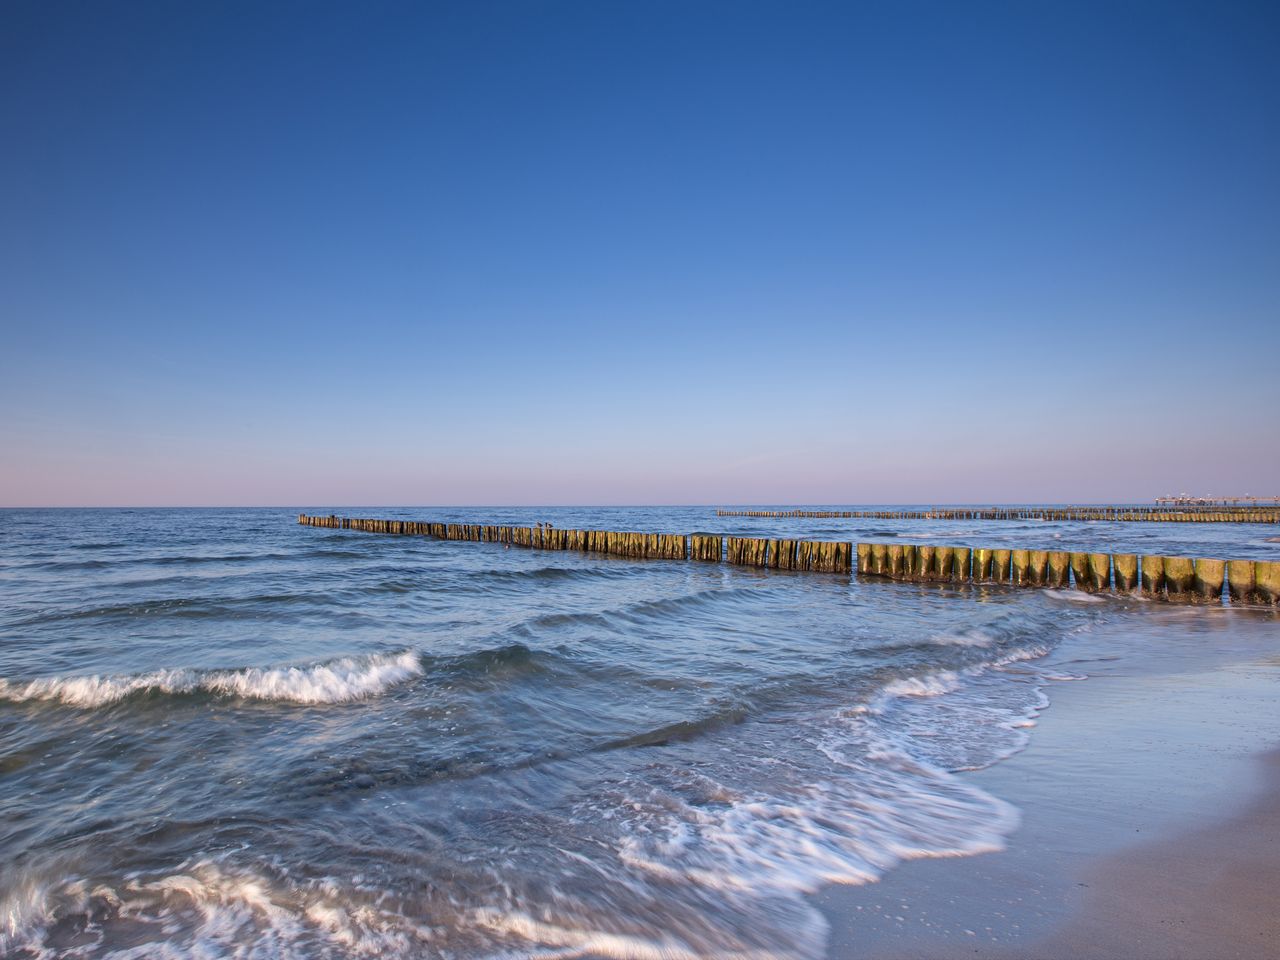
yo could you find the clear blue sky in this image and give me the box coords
[3,1,1277,506]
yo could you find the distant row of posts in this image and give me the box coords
[298,515,1279,606]
[715,506,1280,524]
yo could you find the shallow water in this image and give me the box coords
[0,508,1275,959]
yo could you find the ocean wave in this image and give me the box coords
[475,565,639,585]
[596,704,751,752]
[879,671,963,699]
[20,549,369,574]
[13,591,325,627]
[0,651,423,708]
[522,586,757,634]
[0,634,1073,960]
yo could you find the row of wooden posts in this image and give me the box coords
[854,543,1279,605]
[715,507,1280,524]
[298,515,852,572]
[297,515,1280,606]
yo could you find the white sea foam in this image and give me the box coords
[1043,589,1106,604]
[0,617,1088,960]
[0,651,422,708]
[1,860,440,959]
[879,671,963,699]
[2,646,1059,960]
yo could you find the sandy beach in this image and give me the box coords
[816,603,1280,959]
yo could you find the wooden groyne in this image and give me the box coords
[715,506,1280,524]
[297,515,1280,606]
[856,542,1278,605]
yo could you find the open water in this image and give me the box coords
[1,507,1276,959]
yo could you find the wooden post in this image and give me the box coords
[933,545,954,581]
[1046,551,1071,588]
[1192,559,1225,602]
[1227,560,1256,604]
[1256,561,1280,605]
[887,544,906,579]
[973,548,992,582]
[914,545,935,581]
[991,549,1011,583]
[1010,549,1031,586]
[856,542,872,575]
[901,544,917,581]
[871,543,889,576]
[1164,557,1194,600]
[728,537,769,567]
[1141,555,1165,596]
[951,547,972,582]
[691,534,722,562]
[1069,552,1091,590]
[1026,550,1049,587]
[1112,554,1138,592]
[762,538,779,568]
[1088,553,1111,592]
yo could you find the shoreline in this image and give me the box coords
[815,603,1280,959]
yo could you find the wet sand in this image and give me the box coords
[816,604,1280,960]
[1011,755,1280,960]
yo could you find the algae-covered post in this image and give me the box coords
[1113,554,1138,592]
[1163,557,1195,600]
[1088,553,1112,592]
[1227,560,1256,604]
[933,545,954,581]
[1253,561,1280,605]
[1141,555,1165,597]
[1193,559,1226,602]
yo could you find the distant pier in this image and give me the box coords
[714,506,1280,523]
[298,515,1279,606]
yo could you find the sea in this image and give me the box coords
[2,507,1277,959]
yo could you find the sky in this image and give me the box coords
[2,1,1277,507]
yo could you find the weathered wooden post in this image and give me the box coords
[1112,554,1138,592]
[692,534,722,562]
[914,545,935,581]
[1026,550,1049,586]
[871,543,889,576]
[1256,561,1280,604]
[1011,549,1031,586]
[1192,558,1225,602]
[952,546,972,581]
[1227,560,1256,603]
[901,545,917,581]
[1164,557,1194,600]
[765,539,783,569]
[856,543,872,575]
[972,548,993,582]
[1141,555,1165,596]
[1069,552,1091,590]
[1046,551,1071,588]
[933,545,954,581]
[991,549,1012,583]
[1088,553,1111,592]
[887,544,906,579]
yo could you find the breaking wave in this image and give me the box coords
[0,651,423,708]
